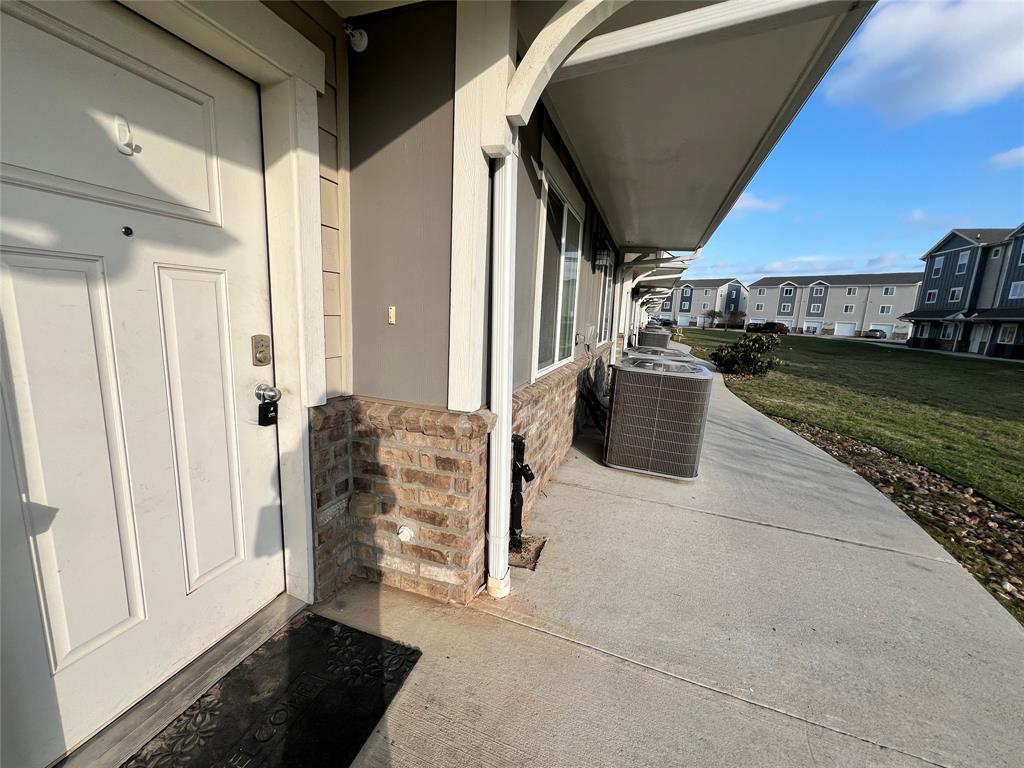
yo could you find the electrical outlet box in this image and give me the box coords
[387,305,397,325]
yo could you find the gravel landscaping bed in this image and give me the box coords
[773,416,1024,625]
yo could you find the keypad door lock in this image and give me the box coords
[255,384,281,427]
[251,334,272,366]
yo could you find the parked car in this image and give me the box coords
[864,328,887,339]
[745,322,763,332]
[658,317,674,327]
[749,322,789,335]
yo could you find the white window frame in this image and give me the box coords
[701,302,709,310]
[810,303,822,313]
[780,302,792,313]
[940,324,955,341]
[948,287,963,303]
[754,302,764,311]
[955,251,969,275]
[925,290,937,303]
[682,287,691,297]
[916,323,928,338]
[932,255,944,277]
[882,286,895,296]
[992,246,1002,259]
[757,287,766,296]
[846,287,857,296]
[1019,246,1024,267]
[681,301,690,311]
[812,286,825,296]
[532,178,583,379]
[598,261,614,343]
[843,304,855,313]
[879,305,892,315]
[703,288,711,296]
[997,324,1018,344]
[1008,281,1024,300]
[782,286,794,297]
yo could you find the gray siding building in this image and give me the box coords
[749,272,922,338]
[657,278,749,327]
[903,226,1024,358]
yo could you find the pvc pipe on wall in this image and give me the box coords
[486,136,519,599]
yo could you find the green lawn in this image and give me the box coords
[676,328,1024,515]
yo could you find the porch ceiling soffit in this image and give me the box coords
[508,0,872,252]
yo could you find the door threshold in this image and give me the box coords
[57,592,306,768]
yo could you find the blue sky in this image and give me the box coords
[688,0,1024,285]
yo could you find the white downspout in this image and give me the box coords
[609,264,622,365]
[486,133,519,599]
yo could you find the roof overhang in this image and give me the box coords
[517,0,873,251]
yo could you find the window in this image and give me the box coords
[810,303,822,313]
[757,288,766,296]
[1009,281,1024,300]
[682,288,691,297]
[843,304,855,313]
[955,251,970,275]
[879,305,892,315]
[598,261,614,343]
[661,297,672,311]
[846,287,857,296]
[916,323,928,338]
[681,301,690,311]
[812,286,824,296]
[780,303,792,313]
[727,303,734,311]
[535,185,581,372]
[755,303,764,311]
[992,247,1002,259]
[998,324,1018,344]
[782,286,794,297]
[883,286,895,296]
[940,324,955,340]
[701,302,709,310]
[932,255,944,277]
[949,287,963,302]
[1019,246,1024,266]
[925,290,937,303]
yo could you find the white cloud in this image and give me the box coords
[902,208,966,230]
[756,255,855,274]
[866,251,919,270]
[826,0,1024,125]
[732,192,784,215]
[989,146,1024,170]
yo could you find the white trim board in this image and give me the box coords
[126,0,327,603]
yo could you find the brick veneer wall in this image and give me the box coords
[512,343,612,527]
[309,396,495,605]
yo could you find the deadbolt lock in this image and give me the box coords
[251,334,272,366]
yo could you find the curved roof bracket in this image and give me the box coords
[505,0,631,127]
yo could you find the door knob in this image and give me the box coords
[255,384,282,403]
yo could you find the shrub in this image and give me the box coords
[709,333,781,376]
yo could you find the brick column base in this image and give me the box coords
[310,396,495,605]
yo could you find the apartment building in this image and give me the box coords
[748,272,922,338]
[657,278,748,326]
[902,226,1024,358]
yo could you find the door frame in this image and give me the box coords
[123,0,328,603]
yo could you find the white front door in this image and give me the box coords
[970,323,991,354]
[835,322,857,336]
[1,4,285,766]
[804,321,822,334]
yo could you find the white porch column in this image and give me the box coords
[486,136,519,598]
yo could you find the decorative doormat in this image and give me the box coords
[122,612,420,768]
[509,536,547,570]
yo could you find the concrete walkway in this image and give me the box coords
[317,374,1024,768]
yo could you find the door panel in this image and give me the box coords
[0,252,144,670]
[1,3,284,766]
